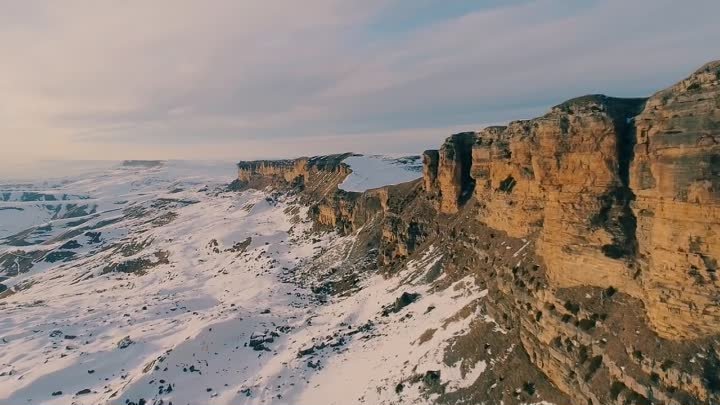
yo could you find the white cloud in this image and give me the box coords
[0,0,718,167]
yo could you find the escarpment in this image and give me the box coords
[236,60,720,405]
[423,65,720,342]
[472,95,649,303]
[236,154,431,266]
[630,61,720,339]
[235,153,353,201]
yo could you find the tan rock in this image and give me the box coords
[429,132,477,214]
[631,60,720,339]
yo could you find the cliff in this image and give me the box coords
[235,60,720,405]
[423,132,477,213]
[235,153,353,200]
[234,153,395,234]
[470,95,650,319]
[631,61,720,339]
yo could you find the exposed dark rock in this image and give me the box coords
[44,251,76,263]
[58,240,82,250]
[381,292,420,316]
[117,336,133,349]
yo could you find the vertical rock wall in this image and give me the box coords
[631,60,720,338]
[427,132,476,214]
[421,62,720,340]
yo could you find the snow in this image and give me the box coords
[338,154,422,192]
[0,160,237,240]
[0,162,320,404]
[289,249,489,405]
[0,160,535,405]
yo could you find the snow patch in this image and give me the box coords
[338,154,422,192]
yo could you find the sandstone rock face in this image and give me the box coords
[236,154,353,200]
[237,159,304,184]
[312,189,389,233]
[422,62,720,340]
[237,154,365,232]
[236,153,430,268]
[631,60,720,339]
[471,124,545,237]
[421,150,439,192]
[466,95,648,298]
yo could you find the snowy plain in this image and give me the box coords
[338,154,422,192]
[0,159,549,405]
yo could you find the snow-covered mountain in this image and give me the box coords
[1,157,509,405]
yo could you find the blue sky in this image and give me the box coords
[0,0,719,165]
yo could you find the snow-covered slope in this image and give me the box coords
[338,154,422,192]
[0,160,536,405]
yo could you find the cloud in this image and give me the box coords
[0,0,718,166]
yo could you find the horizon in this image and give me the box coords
[0,153,429,182]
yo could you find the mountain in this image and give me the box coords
[0,61,719,405]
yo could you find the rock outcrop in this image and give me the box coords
[236,153,353,200]
[420,63,720,340]
[424,132,476,214]
[471,95,649,301]
[235,153,399,234]
[419,61,720,404]
[631,60,720,339]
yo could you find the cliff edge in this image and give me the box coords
[235,60,720,405]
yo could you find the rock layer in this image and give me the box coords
[469,95,649,302]
[631,60,720,339]
[236,153,353,200]
[424,132,476,214]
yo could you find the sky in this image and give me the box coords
[0,0,719,169]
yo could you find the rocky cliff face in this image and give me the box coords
[237,60,720,405]
[235,153,360,229]
[631,60,720,339]
[424,132,476,214]
[470,95,650,308]
[422,66,720,341]
[419,61,720,404]
[236,153,353,199]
